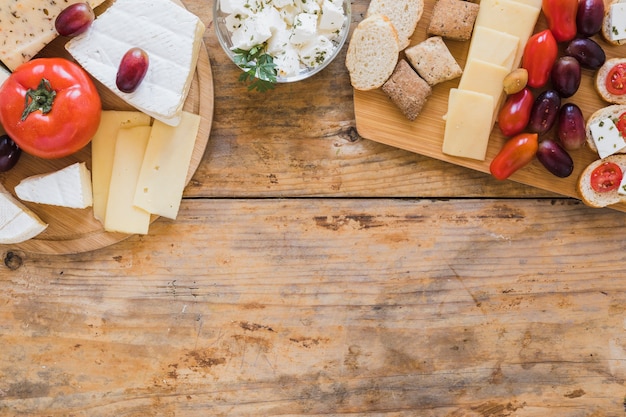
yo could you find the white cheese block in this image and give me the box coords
[91,111,152,223]
[66,0,206,126]
[589,117,626,159]
[609,3,626,42]
[0,186,47,244]
[0,0,107,71]
[134,111,201,219]
[466,26,519,71]
[442,89,495,161]
[104,126,152,235]
[15,163,93,209]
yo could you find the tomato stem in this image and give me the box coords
[21,78,56,121]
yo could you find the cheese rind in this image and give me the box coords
[91,111,152,223]
[0,0,106,71]
[104,126,152,235]
[66,0,206,126]
[15,162,93,209]
[134,112,201,219]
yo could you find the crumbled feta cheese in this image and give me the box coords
[298,36,334,68]
[290,13,319,45]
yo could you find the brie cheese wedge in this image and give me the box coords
[66,0,205,126]
[15,162,93,209]
[0,186,47,244]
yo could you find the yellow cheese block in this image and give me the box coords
[510,0,542,10]
[104,126,152,235]
[466,26,519,71]
[458,59,510,122]
[134,111,201,220]
[442,89,495,161]
[473,0,541,67]
[91,111,152,223]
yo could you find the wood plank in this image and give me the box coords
[1,198,625,415]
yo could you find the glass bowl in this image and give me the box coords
[214,0,351,83]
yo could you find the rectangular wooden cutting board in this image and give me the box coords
[354,2,626,211]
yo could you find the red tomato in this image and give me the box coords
[0,58,101,159]
[606,63,626,96]
[542,0,579,42]
[498,88,534,137]
[490,133,539,181]
[616,112,626,137]
[522,30,559,88]
[590,162,623,193]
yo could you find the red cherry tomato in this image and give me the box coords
[498,88,535,137]
[542,0,579,42]
[522,30,558,88]
[490,133,539,180]
[606,63,626,96]
[590,162,623,193]
[616,112,626,137]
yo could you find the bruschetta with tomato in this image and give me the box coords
[596,58,626,105]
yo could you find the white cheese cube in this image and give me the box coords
[279,5,301,26]
[590,117,626,159]
[319,0,346,33]
[609,3,626,42]
[263,7,288,34]
[15,163,93,209]
[298,36,334,68]
[274,45,302,77]
[290,13,319,44]
[267,29,292,56]
[220,0,249,14]
[231,13,273,50]
[300,0,321,14]
[273,0,296,8]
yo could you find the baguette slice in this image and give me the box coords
[586,104,626,155]
[578,155,626,208]
[366,0,424,50]
[601,0,626,46]
[345,14,400,91]
[596,58,626,105]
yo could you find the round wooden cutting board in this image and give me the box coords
[0,1,214,255]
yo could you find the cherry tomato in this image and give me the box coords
[0,58,101,159]
[498,88,534,137]
[522,30,558,88]
[490,133,539,180]
[590,162,623,193]
[606,63,626,96]
[542,0,579,42]
[616,112,626,137]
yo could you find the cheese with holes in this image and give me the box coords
[66,0,205,126]
[104,126,152,235]
[134,111,201,219]
[442,89,494,161]
[91,111,152,223]
[0,186,47,244]
[0,0,106,71]
[15,162,93,209]
[466,26,519,71]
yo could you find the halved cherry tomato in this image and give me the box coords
[498,88,534,137]
[490,133,539,180]
[0,57,101,159]
[522,30,558,88]
[616,112,626,137]
[542,0,579,42]
[606,63,626,96]
[590,162,623,192]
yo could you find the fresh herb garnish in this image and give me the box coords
[232,44,277,92]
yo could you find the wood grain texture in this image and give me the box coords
[2,198,626,416]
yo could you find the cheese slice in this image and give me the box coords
[466,26,519,71]
[442,89,494,161]
[458,59,510,122]
[104,126,152,235]
[0,0,106,71]
[0,186,47,244]
[66,0,206,126]
[134,111,201,219]
[510,0,542,9]
[91,111,152,223]
[15,162,93,209]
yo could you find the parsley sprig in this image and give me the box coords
[232,44,278,92]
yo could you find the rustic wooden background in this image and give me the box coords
[2,1,626,416]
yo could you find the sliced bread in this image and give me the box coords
[595,58,626,105]
[345,14,400,91]
[366,0,425,50]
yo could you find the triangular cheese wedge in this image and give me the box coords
[0,186,47,244]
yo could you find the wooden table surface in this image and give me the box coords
[3,1,626,416]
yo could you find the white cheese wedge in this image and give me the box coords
[15,163,93,209]
[0,0,106,71]
[66,0,206,126]
[104,126,152,235]
[91,111,152,223]
[589,117,626,159]
[442,89,494,161]
[0,66,11,87]
[609,3,626,42]
[134,111,201,220]
[0,186,47,244]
